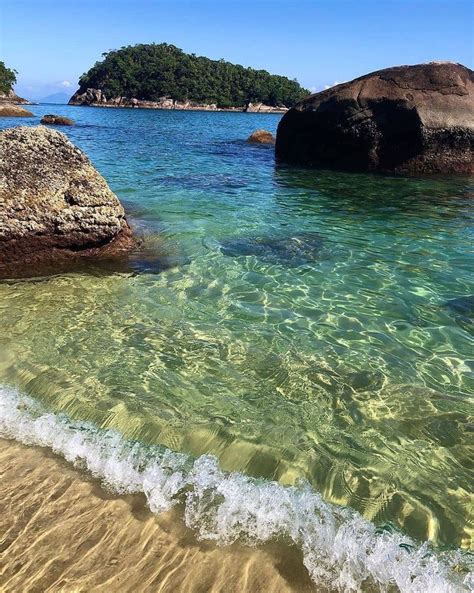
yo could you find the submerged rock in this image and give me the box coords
[248,129,275,144]
[40,114,74,126]
[276,62,474,174]
[221,233,323,265]
[444,295,474,316]
[0,103,33,117]
[0,126,135,276]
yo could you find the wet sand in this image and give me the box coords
[0,438,318,593]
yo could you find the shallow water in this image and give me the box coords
[0,105,473,591]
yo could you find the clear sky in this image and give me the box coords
[1,0,473,101]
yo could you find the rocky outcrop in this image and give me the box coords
[0,103,33,117]
[276,62,474,174]
[69,88,107,106]
[69,88,287,113]
[248,129,275,144]
[0,89,30,104]
[245,102,287,113]
[41,114,74,126]
[0,126,135,276]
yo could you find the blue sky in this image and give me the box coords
[1,0,472,101]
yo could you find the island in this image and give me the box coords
[69,43,309,112]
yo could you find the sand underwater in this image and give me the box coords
[0,105,473,592]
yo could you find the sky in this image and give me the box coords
[1,0,473,101]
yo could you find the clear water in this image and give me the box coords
[0,105,473,590]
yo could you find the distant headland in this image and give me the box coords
[68,43,309,112]
[0,61,30,105]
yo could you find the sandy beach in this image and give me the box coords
[0,438,318,593]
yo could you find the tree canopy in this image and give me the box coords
[78,43,309,107]
[0,62,17,94]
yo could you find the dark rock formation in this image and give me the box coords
[69,88,107,106]
[248,130,275,144]
[40,114,74,126]
[0,103,33,117]
[276,62,474,174]
[0,126,135,276]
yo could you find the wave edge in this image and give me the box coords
[0,387,471,593]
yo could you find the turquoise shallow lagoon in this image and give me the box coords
[0,105,473,591]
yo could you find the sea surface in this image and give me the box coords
[0,105,473,592]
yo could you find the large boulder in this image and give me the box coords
[0,103,33,117]
[248,129,275,144]
[276,62,474,174]
[0,126,135,275]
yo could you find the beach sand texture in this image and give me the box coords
[0,438,318,593]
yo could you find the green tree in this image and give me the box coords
[0,61,17,94]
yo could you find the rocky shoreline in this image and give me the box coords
[69,88,288,113]
[0,89,31,105]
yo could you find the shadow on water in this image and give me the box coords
[207,138,276,165]
[0,231,189,282]
[444,295,474,331]
[273,164,474,218]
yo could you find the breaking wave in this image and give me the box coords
[0,387,472,593]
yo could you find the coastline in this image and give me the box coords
[1,387,470,593]
[0,438,317,593]
[69,104,288,113]
[68,91,288,113]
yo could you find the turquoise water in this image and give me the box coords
[0,106,473,591]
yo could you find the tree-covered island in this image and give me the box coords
[71,43,310,109]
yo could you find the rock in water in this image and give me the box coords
[0,103,33,117]
[0,126,135,276]
[276,62,474,174]
[248,129,275,144]
[40,114,74,126]
[221,233,323,265]
[444,295,474,316]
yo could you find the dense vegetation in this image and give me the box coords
[0,61,17,94]
[77,43,309,107]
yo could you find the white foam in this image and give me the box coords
[0,387,471,593]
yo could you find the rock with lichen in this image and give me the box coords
[0,126,135,276]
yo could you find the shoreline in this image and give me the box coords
[68,103,287,113]
[0,437,317,593]
[68,92,288,113]
[0,388,471,593]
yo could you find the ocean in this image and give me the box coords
[0,105,472,592]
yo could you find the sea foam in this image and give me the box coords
[0,387,472,593]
